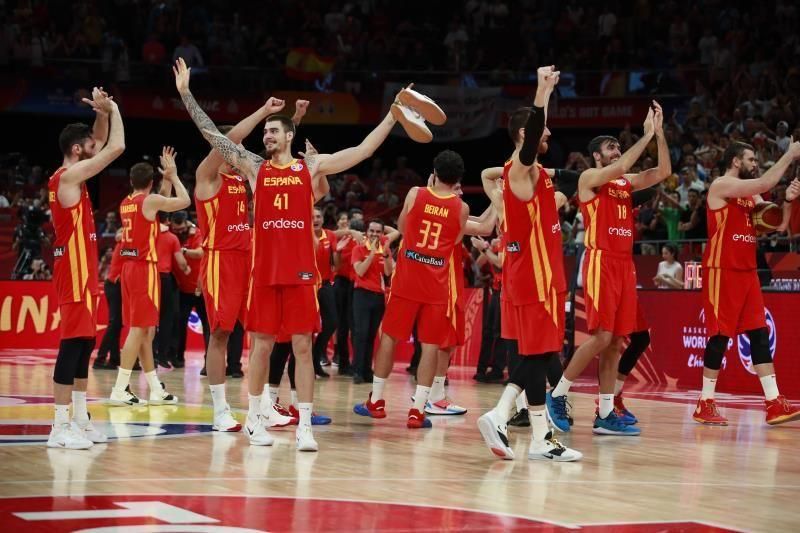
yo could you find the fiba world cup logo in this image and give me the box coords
[188,311,204,335]
[737,308,777,375]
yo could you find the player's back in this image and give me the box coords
[48,167,98,302]
[119,192,158,263]
[391,186,463,304]
[703,195,757,271]
[196,173,251,253]
[252,159,316,286]
[580,177,634,256]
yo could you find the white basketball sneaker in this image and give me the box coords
[47,423,93,449]
[477,409,514,460]
[149,382,179,405]
[109,385,147,406]
[528,432,583,462]
[264,403,296,428]
[296,425,318,452]
[245,415,274,446]
[72,415,108,443]
[213,405,242,432]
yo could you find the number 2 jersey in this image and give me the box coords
[702,196,757,271]
[390,187,463,305]
[251,159,318,286]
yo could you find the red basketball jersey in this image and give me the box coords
[314,228,337,283]
[107,241,123,282]
[703,196,757,271]
[196,173,251,253]
[119,193,158,263]
[252,159,317,286]
[391,187,463,305]
[48,168,99,303]
[502,162,565,306]
[581,177,634,255]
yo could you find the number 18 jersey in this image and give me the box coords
[390,187,463,305]
[580,177,634,255]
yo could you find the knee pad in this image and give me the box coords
[524,356,548,407]
[268,343,291,385]
[618,330,651,376]
[73,339,95,379]
[703,335,729,371]
[53,339,84,385]
[288,355,296,390]
[747,328,772,366]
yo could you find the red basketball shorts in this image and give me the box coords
[382,294,452,346]
[202,250,250,332]
[59,286,98,339]
[246,283,320,336]
[511,289,565,356]
[500,294,517,340]
[583,250,637,337]
[703,267,766,338]
[121,261,160,328]
[442,302,465,349]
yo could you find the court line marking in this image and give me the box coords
[577,519,750,532]
[0,491,580,529]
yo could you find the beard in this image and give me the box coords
[739,166,755,179]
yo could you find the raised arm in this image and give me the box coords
[174,58,263,182]
[85,87,110,148]
[142,147,191,218]
[60,98,125,187]
[481,166,505,215]
[579,107,655,195]
[778,179,800,232]
[396,187,419,234]
[712,142,800,200]
[465,205,497,236]
[631,102,672,191]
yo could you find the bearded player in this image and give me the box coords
[176,57,416,450]
[693,140,800,426]
[48,88,124,449]
[546,102,672,436]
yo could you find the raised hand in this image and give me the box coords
[82,86,114,114]
[298,139,318,158]
[263,97,286,115]
[158,146,178,181]
[537,65,555,85]
[652,100,664,134]
[787,178,800,202]
[643,106,655,137]
[173,58,191,94]
[787,137,800,160]
[336,234,352,252]
[471,235,489,251]
[294,99,310,118]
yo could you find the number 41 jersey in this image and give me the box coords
[391,187,463,305]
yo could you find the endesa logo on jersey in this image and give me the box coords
[506,241,521,253]
[608,226,632,237]
[227,223,251,233]
[551,222,561,234]
[53,246,65,258]
[737,307,777,375]
[732,233,757,243]
[262,219,305,230]
[405,250,445,267]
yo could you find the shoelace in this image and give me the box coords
[709,401,723,417]
[552,395,570,418]
[547,436,567,451]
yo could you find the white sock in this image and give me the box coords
[290,389,298,408]
[614,378,625,396]
[371,376,386,402]
[54,404,70,425]
[71,391,88,422]
[529,409,549,441]
[268,386,279,405]
[114,368,132,391]
[759,374,779,401]
[701,376,717,400]
[248,394,261,419]
[496,385,521,423]
[599,394,614,418]
[551,377,572,398]
[515,392,527,412]
[412,385,431,412]
[210,384,226,413]
[145,370,161,394]
[429,376,446,402]
[298,402,313,428]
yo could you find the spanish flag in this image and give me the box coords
[285,47,335,81]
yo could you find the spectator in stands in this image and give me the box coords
[142,33,166,65]
[774,121,791,154]
[0,189,9,208]
[98,211,119,237]
[653,243,684,289]
[173,35,204,68]
[389,156,421,185]
[22,258,51,280]
[376,182,399,208]
[676,167,705,207]
[658,190,683,242]
[678,189,708,249]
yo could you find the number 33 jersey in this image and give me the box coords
[391,186,463,305]
[252,159,318,286]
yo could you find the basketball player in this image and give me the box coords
[694,141,800,426]
[176,57,419,450]
[192,96,297,433]
[110,147,189,406]
[546,102,671,436]
[48,88,124,449]
[312,206,337,379]
[354,150,469,428]
[476,66,583,461]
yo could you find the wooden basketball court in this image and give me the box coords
[0,349,797,532]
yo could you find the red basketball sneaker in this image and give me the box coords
[693,398,728,425]
[353,393,387,419]
[765,395,800,425]
[407,408,432,429]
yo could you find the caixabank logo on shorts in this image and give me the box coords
[737,308,777,375]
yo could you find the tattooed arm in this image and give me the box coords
[174,58,263,184]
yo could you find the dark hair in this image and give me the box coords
[507,107,531,143]
[313,206,323,215]
[337,210,349,220]
[433,150,464,184]
[171,210,188,224]
[587,136,619,158]
[265,114,296,136]
[368,218,384,230]
[218,125,234,135]
[349,219,365,232]
[158,211,170,223]
[721,141,754,170]
[349,207,363,217]
[130,162,155,190]
[662,243,679,259]
[58,123,92,156]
